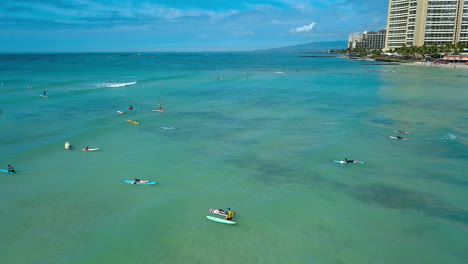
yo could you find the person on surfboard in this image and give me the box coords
[84,146,89,151]
[158,103,163,110]
[7,164,15,173]
[128,105,133,110]
[345,158,362,164]
[132,179,150,184]
[225,208,236,221]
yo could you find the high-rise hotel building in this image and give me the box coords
[385,0,468,49]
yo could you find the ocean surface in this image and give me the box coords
[0,53,467,264]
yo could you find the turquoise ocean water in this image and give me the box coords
[0,53,467,264]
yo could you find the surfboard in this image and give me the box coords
[152,109,166,112]
[333,160,365,164]
[126,120,140,125]
[64,142,71,149]
[209,208,228,216]
[117,111,126,114]
[81,148,100,151]
[123,180,157,185]
[206,216,236,225]
[1,169,15,174]
[389,136,407,140]
[160,126,175,130]
[40,95,48,98]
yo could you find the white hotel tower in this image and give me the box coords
[385,0,468,49]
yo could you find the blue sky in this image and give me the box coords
[0,0,388,52]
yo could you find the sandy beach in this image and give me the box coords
[406,61,468,69]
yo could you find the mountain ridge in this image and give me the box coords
[257,40,347,52]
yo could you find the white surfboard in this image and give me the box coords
[82,148,100,151]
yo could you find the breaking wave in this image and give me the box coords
[101,81,137,88]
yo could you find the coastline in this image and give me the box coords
[339,56,468,69]
[402,61,468,69]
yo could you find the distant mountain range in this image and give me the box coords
[258,40,347,52]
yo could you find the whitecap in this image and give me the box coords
[101,81,137,88]
[442,134,456,140]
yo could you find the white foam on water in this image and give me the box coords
[100,81,137,88]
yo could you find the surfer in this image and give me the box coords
[345,158,362,164]
[395,136,403,140]
[225,208,236,221]
[158,103,163,110]
[43,91,46,96]
[84,146,89,151]
[132,179,150,184]
[128,105,133,110]
[7,164,15,173]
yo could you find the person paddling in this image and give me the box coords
[7,164,15,173]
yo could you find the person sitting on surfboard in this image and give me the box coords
[128,105,133,110]
[7,164,15,173]
[158,103,163,110]
[84,146,89,151]
[225,208,235,221]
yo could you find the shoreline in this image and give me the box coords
[402,61,468,69]
[339,56,468,69]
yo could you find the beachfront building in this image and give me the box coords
[348,30,387,49]
[385,0,468,50]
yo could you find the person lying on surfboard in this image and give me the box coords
[225,208,236,221]
[345,158,362,164]
[218,209,226,215]
[8,164,15,173]
[132,179,150,184]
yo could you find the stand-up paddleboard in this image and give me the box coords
[82,148,100,151]
[160,126,175,130]
[1,169,15,174]
[333,160,365,164]
[152,109,166,112]
[209,208,228,216]
[123,180,157,185]
[117,110,126,114]
[206,216,236,225]
[394,130,410,134]
[126,120,140,125]
[64,142,72,149]
[389,136,407,140]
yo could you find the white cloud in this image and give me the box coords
[290,22,316,33]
